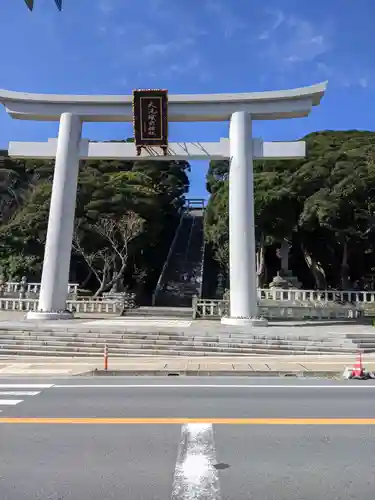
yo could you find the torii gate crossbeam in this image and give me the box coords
[8,138,306,161]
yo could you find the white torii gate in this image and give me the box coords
[0,83,327,324]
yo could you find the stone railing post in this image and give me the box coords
[192,295,198,319]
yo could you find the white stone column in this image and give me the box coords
[27,113,82,320]
[221,111,267,326]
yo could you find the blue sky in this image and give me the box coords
[1,0,375,199]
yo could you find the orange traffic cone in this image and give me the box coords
[352,351,364,377]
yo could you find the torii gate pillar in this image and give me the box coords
[0,83,327,322]
[39,113,82,317]
[227,111,259,323]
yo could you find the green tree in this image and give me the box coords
[0,145,190,297]
[204,130,375,290]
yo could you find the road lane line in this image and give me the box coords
[0,391,40,396]
[0,400,23,405]
[171,423,221,500]
[2,418,375,425]
[53,384,375,389]
[0,384,54,389]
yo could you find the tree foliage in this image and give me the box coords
[204,131,375,289]
[0,146,190,299]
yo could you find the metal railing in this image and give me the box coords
[151,209,186,306]
[184,198,206,210]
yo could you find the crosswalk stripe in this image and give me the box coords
[0,384,54,389]
[0,400,23,405]
[0,391,40,396]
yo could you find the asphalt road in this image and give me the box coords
[1,376,375,499]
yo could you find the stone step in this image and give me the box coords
[123,307,193,318]
[0,333,354,349]
[0,338,356,355]
[0,327,358,341]
[0,337,358,353]
[0,329,355,345]
[0,332,359,349]
[0,340,355,355]
[346,333,375,340]
[0,346,350,357]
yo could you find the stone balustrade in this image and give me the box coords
[0,298,122,314]
[3,282,79,295]
[260,288,375,304]
[3,284,375,303]
[0,291,136,314]
[0,287,373,319]
[192,298,363,320]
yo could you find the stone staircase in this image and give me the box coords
[153,208,205,308]
[122,307,193,318]
[0,325,365,357]
[345,332,375,353]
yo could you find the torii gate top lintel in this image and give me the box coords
[0,81,327,122]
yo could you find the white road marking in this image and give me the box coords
[53,384,375,389]
[0,369,73,375]
[0,400,23,405]
[171,423,221,500]
[0,384,54,389]
[0,391,40,396]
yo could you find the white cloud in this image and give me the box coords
[134,39,207,81]
[256,10,373,91]
[258,9,285,40]
[359,77,368,89]
[97,25,108,36]
[90,0,214,86]
[114,76,128,88]
[170,55,201,74]
[98,0,114,14]
[137,52,210,83]
[316,62,373,89]
[142,43,171,57]
[141,38,195,58]
[258,10,330,66]
[204,0,247,39]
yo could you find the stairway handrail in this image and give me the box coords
[182,213,196,271]
[152,208,186,306]
[199,231,206,299]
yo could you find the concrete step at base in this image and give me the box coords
[0,342,355,356]
[0,334,354,349]
[0,341,357,355]
[0,347,350,357]
[0,329,358,343]
[122,307,193,318]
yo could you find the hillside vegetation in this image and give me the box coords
[2,130,375,298]
[0,145,190,300]
[204,131,375,290]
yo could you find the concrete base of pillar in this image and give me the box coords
[26,310,74,321]
[221,316,269,327]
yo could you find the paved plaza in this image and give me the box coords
[0,311,373,337]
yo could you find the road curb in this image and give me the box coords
[82,369,341,378]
